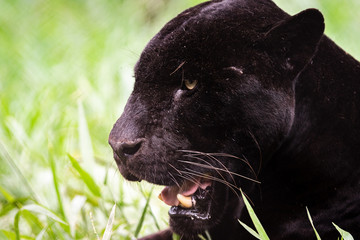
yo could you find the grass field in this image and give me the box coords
[0,0,359,239]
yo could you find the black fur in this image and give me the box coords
[109,0,360,239]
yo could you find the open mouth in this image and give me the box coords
[158,177,214,220]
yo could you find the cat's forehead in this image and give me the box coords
[134,0,287,80]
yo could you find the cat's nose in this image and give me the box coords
[109,138,144,160]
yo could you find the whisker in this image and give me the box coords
[169,172,181,188]
[177,150,258,204]
[177,172,201,186]
[248,130,263,176]
[178,160,261,184]
[180,155,231,186]
[179,171,219,203]
[170,61,186,76]
[179,149,258,180]
[199,153,237,187]
[168,162,201,186]
[179,167,256,208]
[180,169,241,201]
[168,163,183,176]
[181,151,237,186]
[181,168,231,188]
[180,150,258,179]
[210,153,257,179]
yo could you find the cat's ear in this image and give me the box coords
[264,9,325,72]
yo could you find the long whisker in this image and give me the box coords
[180,155,231,186]
[184,151,254,186]
[178,172,218,203]
[181,151,237,186]
[168,163,183,176]
[181,169,256,206]
[247,130,262,176]
[200,153,237,187]
[168,172,181,188]
[177,172,202,187]
[178,160,261,184]
[168,162,201,186]
[179,150,258,180]
[170,61,186,76]
[210,152,258,180]
[179,150,249,165]
[180,169,241,201]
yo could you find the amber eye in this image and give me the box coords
[184,79,198,90]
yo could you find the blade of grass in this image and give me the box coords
[238,220,261,240]
[172,233,181,240]
[240,189,269,240]
[48,144,66,220]
[0,197,30,218]
[90,212,100,240]
[147,206,161,231]
[0,141,38,201]
[140,188,160,231]
[67,154,101,197]
[21,210,46,237]
[0,184,15,202]
[0,230,16,240]
[116,178,129,225]
[306,207,321,240]
[197,234,207,240]
[14,210,21,240]
[134,186,154,238]
[81,208,90,236]
[48,149,71,236]
[197,232,212,240]
[14,208,48,240]
[102,204,116,240]
[22,204,67,225]
[205,230,212,240]
[35,225,48,240]
[332,223,354,240]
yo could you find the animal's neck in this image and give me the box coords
[291,36,360,161]
[270,36,360,197]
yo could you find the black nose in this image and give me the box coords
[109,138,144,159]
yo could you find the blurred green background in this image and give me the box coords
[0,0,359,239]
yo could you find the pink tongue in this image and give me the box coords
[159,178,211,207]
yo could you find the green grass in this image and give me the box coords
[239,190,269,240]
[239,194,354,240]
[0,0,359,239]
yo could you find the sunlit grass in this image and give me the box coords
[0,0,359,239]
[0,0,203,238]
[239,193,354,239]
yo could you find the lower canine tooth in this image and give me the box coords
[177,194,194,208]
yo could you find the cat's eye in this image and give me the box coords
[184,79,198,90]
